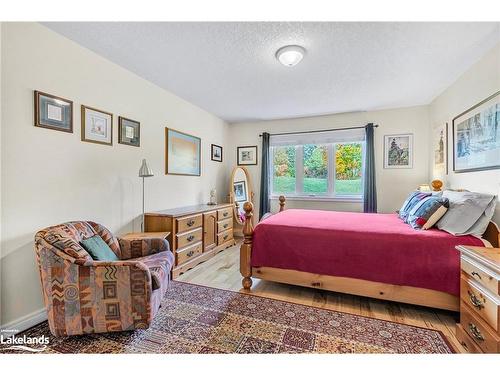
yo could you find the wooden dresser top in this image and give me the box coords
[457,245,500,274]
[145,203,233,218]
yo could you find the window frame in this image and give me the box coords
[270,141,365,202]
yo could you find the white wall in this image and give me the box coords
[228,106,430,220]
[429,42,500,224]
[0,23,230,326]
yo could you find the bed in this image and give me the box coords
[240,196,500,311]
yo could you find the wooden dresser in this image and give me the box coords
[456,245,500,353]
[144,203,235,278]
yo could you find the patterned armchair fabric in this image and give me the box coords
[34,221,174,337]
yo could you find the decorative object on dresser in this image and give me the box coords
[452,91,500,173]
[81,105,113,145]
[229,166,255,237]
[165,127,201,176]
[138,159,154,232]
[144,203,235,278]
[118,116,140,147]
[34,90,73,133]
[237,145,258,166]
[383,133,413,169]
[211,144,223,162]
[208,188,217,205]
[456,244,500,353]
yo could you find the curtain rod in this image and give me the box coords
[258,123,378,137]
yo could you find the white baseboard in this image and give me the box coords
[0,308,47,337]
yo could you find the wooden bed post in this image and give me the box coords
[240,201,254,290]
[279,195,286,212]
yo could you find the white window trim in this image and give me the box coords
[270,141,365,202]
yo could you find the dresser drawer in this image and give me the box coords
[217,229,233,245]
[217,218,233,233]
[217,207,232,220]
[461,275,500,332]
[176,241,203,266]
[176,214,202,233]
[176,228,203,249]
[456,323,483,353]
[462,256,500,295]
[460,302,500,353]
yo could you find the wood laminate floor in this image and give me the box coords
[177,239,464,353]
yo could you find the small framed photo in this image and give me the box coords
[384,134,413,169]
[237,146,258,166]
[81,105,113,146]
[233,180,248,202]
[34,90,73,133]
[211,144,223,162]
[118,116,140,147]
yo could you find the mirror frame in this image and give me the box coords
[229,166,255,226]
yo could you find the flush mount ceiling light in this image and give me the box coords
[276,45,306,67]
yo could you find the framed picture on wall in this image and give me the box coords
[452,91,500,173]
[383,134,413,169]
[165,127,201,176]
[81,105,113,146]
[211,144,223,162]
[433,123,448,175]
[34,90,73,133]
[237,145,258,166]
[118,116,140,147]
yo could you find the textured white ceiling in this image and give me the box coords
[43,22,500,123]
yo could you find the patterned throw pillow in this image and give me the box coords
[407,196,449,230]
[398,191,432,222]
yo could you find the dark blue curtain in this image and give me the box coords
[363,123,377,213]
[259,132,270,220]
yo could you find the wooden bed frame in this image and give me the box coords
[240,196,500,312]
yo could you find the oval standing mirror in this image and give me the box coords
[229,166,254,237]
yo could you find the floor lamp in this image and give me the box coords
[139,159,154,232]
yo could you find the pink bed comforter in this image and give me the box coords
[251,209,485,296]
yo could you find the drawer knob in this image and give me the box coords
[187,235,195,242]
[187,250,194,257]
[223,235,228,240]
[187,219,195,227]
[468,323,484,342]
[223,224,228,228]
[468,291,484,310]
[223,212,228,217]
[471,271,482,280]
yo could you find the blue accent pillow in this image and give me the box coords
[398,191,432,222]
[407,196,449,230]
[80,235,119,261]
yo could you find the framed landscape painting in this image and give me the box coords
[165,128,201,176]
[433,123,448,175]
[237,146,258,166]
[34,90,73,133]
[453,91,500,173]
[383,134,413,169]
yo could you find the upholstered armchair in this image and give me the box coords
[34,221,174,337]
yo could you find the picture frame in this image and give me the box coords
[433,122,448,175]
[118,116,140,147]
[211,144,223,162]
[233,180,248,202]
[81,105,113,146]
[383,134,413,169]
[34,90,73,133]
[237,145,258,166]
[452,91,500,173]
[165,127,201,176]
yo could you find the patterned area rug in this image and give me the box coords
[1,281,454,354]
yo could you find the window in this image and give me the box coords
[270,129,365,200]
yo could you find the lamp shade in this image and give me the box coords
[138,159,154,177]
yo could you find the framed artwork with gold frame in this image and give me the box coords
[165,127,201,176]
[34,90,73,133]
[81,105,113,146]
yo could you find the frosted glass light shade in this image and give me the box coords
[276,45,306,67]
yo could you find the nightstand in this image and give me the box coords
[121,232,170,241]
[456,245,500,353]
